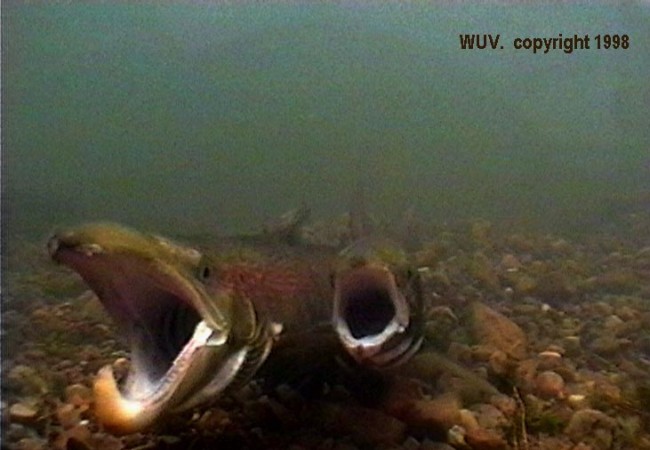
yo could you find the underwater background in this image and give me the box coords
[2,3,649,239]
[3,4,650,450]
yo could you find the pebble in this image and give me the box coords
[535,371,565,399]
[615,305,638,321]
[419,440,456,450]
[567,394,589,409]
[320,402,406,446]
[9,402,39,424]
[591,336,630,356]
[15,438,47,450]
[490,394,517,418]
[592,301,614,316]
[565,409,617,450]
[6,366,49,396]
[603,314,625,335]
[561,336,582,355]
[465,426,507,450]
[537,351,563,370]
[64,384,93,406]
[488,350,510,376]
[500,254,521,272]
[458,409,479,431]
[55,403,81,429]
[52,424,93,450]
[470,302,528,360]
[395,394,461,434]
[446,425,467,447]
[474,404,508,430]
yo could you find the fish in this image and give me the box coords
[332,237,425,369]
[47,217,427,433]
[48,222,334,433]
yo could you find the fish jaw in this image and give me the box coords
[48,223,273,433]
[93,322,228,433]
[333,261,423,368]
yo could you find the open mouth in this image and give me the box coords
[47,224,254,433]
[339,267,398,339]
[333,264,422,368]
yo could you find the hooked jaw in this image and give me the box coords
[47,224,259,433]
[333,264,422,368]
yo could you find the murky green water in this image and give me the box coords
[3,3,649,238]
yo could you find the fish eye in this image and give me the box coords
[197,260,213,281]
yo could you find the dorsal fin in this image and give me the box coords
[261,204,311,246]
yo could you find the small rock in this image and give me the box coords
[490,394,517,418]
[470,302,528,360]
[535,371,565,399]
[567,394,589,409]
[320,402,406,446]
[15,438,47,450]
[591,301,614,316]
[447,425,467,447]
[593,269,638,294]
[401,436,421,450]
[90,433,124,450]
[470,220,492,247]
[615,305,638,321]
[53,424,93,450]
[512,273,537,295]
[56,403,81,429]
[6,366,49,396]
[488,350,510,376]
[9,402,39,425]
[500,254,521,272]
[561,336,582,356]
[474,404,508,431]
[515,358,539,391]
[469,252,500,291]
[6,424,36,442]
[419,440,456,450]
[535,271,577,303]
[537,351,563,370]
[565,409,617,449]
[458,409,479,431]
[196,408,231,432]
[591,336,631,356]
[64,384,93,407]
[603,315,625,336]
[465,427,507,450]
[391,393,461,435]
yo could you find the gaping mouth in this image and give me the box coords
[333,265,422,368]
[340,268,399,339]
[47,226,248,433]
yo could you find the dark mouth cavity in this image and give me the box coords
[341,272,396,339]
[114,281,202,383]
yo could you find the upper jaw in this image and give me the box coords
[47,223,268,433]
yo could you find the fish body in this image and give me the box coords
[48,221,425,433]
[48,223,335,433]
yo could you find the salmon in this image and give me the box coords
[48,220,425,433]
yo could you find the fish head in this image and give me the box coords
[332,238,424,368]
[48,223,274,433]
